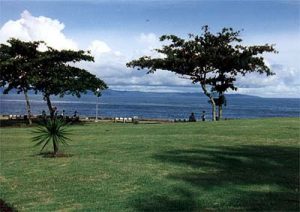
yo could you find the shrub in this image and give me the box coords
[32,118,70,156]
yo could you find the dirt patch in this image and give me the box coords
[0,176,7,183]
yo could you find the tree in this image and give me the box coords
[0,39,43,125]
[127,26,277,121]
[34,47,108,118]
[1,39,108,121]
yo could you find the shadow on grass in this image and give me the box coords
[0,199,17,212]
[34,151,73,158]
[0,119,31,128]
[132,145,300,211]
[0,119,86,128]
[132,187,197,212]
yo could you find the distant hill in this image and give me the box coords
[0,88,259,99]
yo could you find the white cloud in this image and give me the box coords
[83,39,126,77]
[138,33,158,47]
[237,85,300,98]
[89,40,111,54]
[234,33,300,97]
[234,64,300,97]
[244,32,300,69]
[82,33,182,90]
[0,10,77,50]
[134,33,165,58]
[84,42,189,89]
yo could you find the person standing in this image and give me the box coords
[201,111,206,121]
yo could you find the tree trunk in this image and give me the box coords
[201,83,216,121]
[210,96,217,121]
[53,138,58,155]
[218,104,223,121]
[23,89,32,125]
[45,95,54,119]
[217,93,224,121]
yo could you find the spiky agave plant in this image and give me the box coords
[32,118,70,155]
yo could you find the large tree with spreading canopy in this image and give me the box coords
[127,26,277,121]
[0,38,108,121]
[34,47,107,118]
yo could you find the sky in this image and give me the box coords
[0,0,299,97]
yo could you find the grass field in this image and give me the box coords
[0,118,299,211]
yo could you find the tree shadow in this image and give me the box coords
[151,145,299,211]
[0,119,31,128]
[0,199,17,212]
[31,151,73,158]
[131,187,197,212]
[0,118,85,128]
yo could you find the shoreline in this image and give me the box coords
[0,114,298,124]
[0,114,177,123]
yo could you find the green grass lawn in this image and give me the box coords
[0,118,299,211]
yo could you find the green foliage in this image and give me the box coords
[127,26,277,120]
[0,39,45,124]
[32,118,71,154]
[0,38,42,93]
[35,47,108,98]
[34,44,108,117]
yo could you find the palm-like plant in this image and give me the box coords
[32,118,70,155]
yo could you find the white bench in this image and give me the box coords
[114,117,134,123]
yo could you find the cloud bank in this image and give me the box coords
[0,10,78,50]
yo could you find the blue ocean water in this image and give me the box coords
[0,90,299,120]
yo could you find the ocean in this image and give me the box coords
[0,90,299,120]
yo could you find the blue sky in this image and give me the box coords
[0,0,299,97]
[2,0,298,36]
